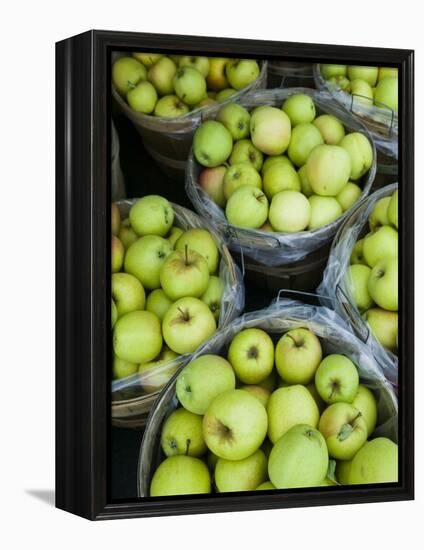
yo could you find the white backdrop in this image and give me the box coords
[0,1,421,548]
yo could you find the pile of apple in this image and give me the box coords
[112,54,261,117]
[348,189,398,352]
[194,93,373,232]
[111,195,226,392]
[149,326,397,496]
[320,65,398,114]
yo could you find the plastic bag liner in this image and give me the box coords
[111,54,267,159]
[111,200,245,399]
[267,61,315,89]
[186,88,377,266]
[313,64,398,160]
[317,183,398,385]
[137,298,398,496]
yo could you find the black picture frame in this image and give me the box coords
[56,29,414,520]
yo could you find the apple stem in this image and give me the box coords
[185,439,191,455]
[184,244,189,266]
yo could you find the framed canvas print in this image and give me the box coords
[56,30,414,520]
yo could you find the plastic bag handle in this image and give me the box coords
[276,289,335,309]
[349,93,396,135]
[335,284,370,343]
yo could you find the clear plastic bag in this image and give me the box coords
[318,184,398,385]
[138,297,398,496]
[186,88,377,266]
[313,64,398,159]
[111,200,245,402]
[267,61,315,89]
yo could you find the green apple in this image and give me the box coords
[378,68,398,81]
[203,389,268,460]
[268,190,310,232]
[352,385,378,436]
[113,310,162,363]
[368,257,398,311]
[160,248,210,301]
[161,408,207,458]
[350,238,367,265]
[193,120,233,167]
[282,94,316,126]
[315,354,359,404]
[349,79,374,106]
[308,195,343,229]
[347,264,374,311]
[119,222,138,250]
[298,165,313,197]
[336,182,362,212]
[387,190,398,228]
[206,58,230,91]
[138,347,178,393]
[173,67,206,106]
[328,75,351,92]
[250,106,291,156]
[216,103,251,141]
[369,196,391,230]
[256,481,275,490]
[226,185,269,229]
[287,123,324,167]
[179,56,210,77]
[146,288,173,321]
[347,66,379,87]
[175,228,220,274]
[262,155,293,174]
[207,450,219,471]
[195,97,216,109]
[306,382,326,413]
[227,328,274,384]
[124,235,172,289]
[112,355,138,379]
[340,132,373,180]
[313,114,345,145]
[215,449,267,492]
[363,308,398,351]
[348,437,398,484]
[225,59,260,89]
[129,195,174,237]
[268,424,329,489]
[167,226,184,248]
[162,297,216,354]
[275,328,322,384]
[112,299,118,328]
[216,88,237,102]
[319,403,368,460]
[112,272,146,317]
[154,95,189,118]
[362,226,398,267]
[267,385,319,444]
[263,159,301,199]
[201,276,224,321]
[198,166,227,207]
[257,370,278,393]
[306,144,351,196]
[112,56,147,96]
[127,81,157,113]
[147,56,176,96]
[223,163,262,199]
[229,139,263,171]
[112,235,124,273]
[112,203,121,236]
[336,459,353,485]
[176,354,235,415]
[150,455,211,496]
[240,385,271,407]
[132,52,162,67]
[374,77,398,112]
[321,64,347,79]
